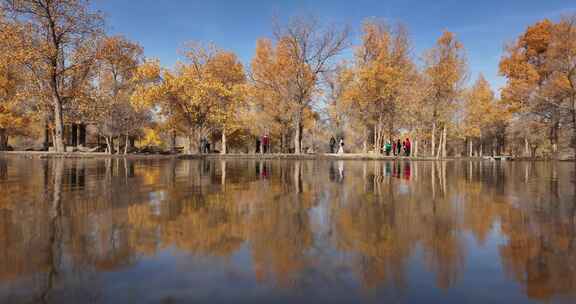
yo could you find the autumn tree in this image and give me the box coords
[463,75,512,157]
[324,64,355,145]
[249,39,298,153]
[133,44,245,154]
[86,36,153,154]
[0,15,29,150]
[343,20,417,153]
[423,31,467,158]
[1,0,104,152]
[463,75,495,156]
[199,46,246,154]
[251,16,349,154]
[499,19,574,158]
[546,15,576,156]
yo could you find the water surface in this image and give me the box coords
[0,157,575,303]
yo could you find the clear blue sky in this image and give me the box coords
[93,0,575,92]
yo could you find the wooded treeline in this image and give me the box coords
[0,1,575,158]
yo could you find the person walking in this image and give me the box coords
[255,137,261,154]
[201,137,208,154]
[404,138,411,156]
[338,138,345,154]
[402,139,406,155]
[392,140,397,156]
[263,134,269,154]
[329,136,336,154]
[385,141,392,156]
[396,139,402,156]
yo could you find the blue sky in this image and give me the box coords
[93,0,575,92]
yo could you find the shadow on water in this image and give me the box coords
[0,157,575,303]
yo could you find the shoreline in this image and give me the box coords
[1,151,573,161]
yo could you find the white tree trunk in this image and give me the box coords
[431,121,436,157]
[52,96,65,153]
[124,135,130,154]
[294,115,301,155]
[221,127,227,155]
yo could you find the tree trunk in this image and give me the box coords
[43,120,50,151]
[363,127,368,154]
[469,139,473,158]
[71,124,78,147]
[572,97,576,159]
[0,129,7,151]
[115,137,120,155]
[187,135,194,154]
[436,128,443,160]
[551,116,560,160]
[442,126,447,158]
[414,139,419,157]
[294,114,302,154]
[79,124,86,147]
[373,124,378,153]
[524,137,530,157]
[170,130,176,153]
[431,121,436,157]
[492,139,497,157]
[124,135,130,154]
[52,95,65,153]
[105,136,113,154]
[221,126,227,155]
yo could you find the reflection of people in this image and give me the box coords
[338,160,344,182]
[403,162,411,180]
[338,138,345,154]
[257,161,269,178]
[329,161,337,181]
[329,137,336,154]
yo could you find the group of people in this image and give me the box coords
[255,135,270,154]
[198,134,410,156]
[329,136,411,156]
[329,137,345,154]
[384,138,411,156]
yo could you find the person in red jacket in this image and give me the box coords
[262,134,269,154]
[404,138,411,156]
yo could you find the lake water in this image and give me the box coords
[0,157,575,304]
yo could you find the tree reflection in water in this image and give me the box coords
[0,157,574,303]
